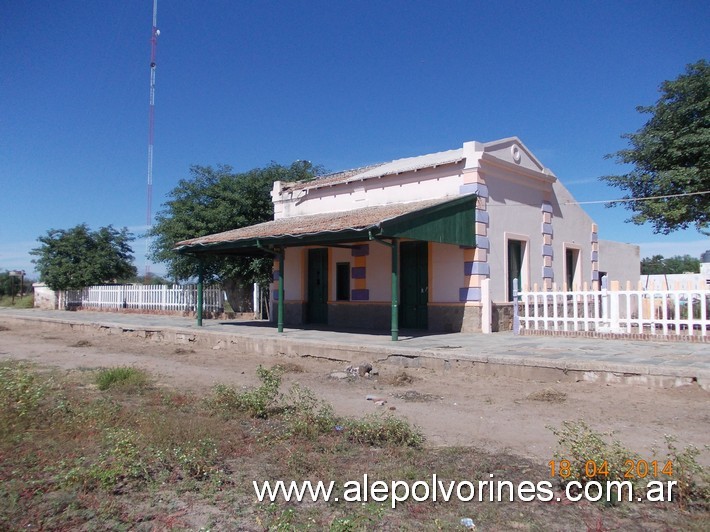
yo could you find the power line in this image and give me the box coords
[565,190,710,206]
[487,190,710,207]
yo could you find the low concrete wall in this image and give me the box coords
[282,302,484,333]
[32,283,57,310]
[1,314,705,389]
[492,302,517,332]
[73,308,253,320]
[428,304,482,333]
[328,302,390,329]
[283,301,306,325]
[278,302,508,333]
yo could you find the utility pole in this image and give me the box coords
[145,0,159,280]
[9,270,24,304]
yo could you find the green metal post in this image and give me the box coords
[197,263,204,327]
[391,238,399,341]
[277,250,285,333]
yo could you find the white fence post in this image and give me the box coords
[253,283,260,319]
[512,278,520,335]
[599,275,610,332]
[609,280,620,333]
[481,278,492,334]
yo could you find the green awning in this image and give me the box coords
[175,194,476,255]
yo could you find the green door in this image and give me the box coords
[507,239,523,301]
[400,241,428,329]
[307,248,328,324]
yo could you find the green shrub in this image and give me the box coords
[65,428,149,490]
[283,383,337,438]
[550,422,710,509]
[549,420,639,489]
[0,363,47,431]
[663,435,710,509]
[345,413,424,448]
[95,367,149,391]
[165,438,221,481]
[207,365,282,418]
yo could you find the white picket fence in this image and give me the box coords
[515,277,710,338]
[62,284,226,313]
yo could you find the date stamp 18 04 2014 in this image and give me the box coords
[549,459,674,480]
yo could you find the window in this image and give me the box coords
[336,262,350,301]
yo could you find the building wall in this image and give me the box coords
[701,259,710,277]
[548,180,597,289]
[431,242,464,303]
[598,239,640,286]
[366,242,392,301]
[274,164,464,219]
[485,178,598,301]
[485,172,550,302]
[282,247,304,301]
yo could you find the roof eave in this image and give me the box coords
[175,226,380,256]
[287,157,466,193]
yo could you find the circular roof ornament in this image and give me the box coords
[511,145,522,163]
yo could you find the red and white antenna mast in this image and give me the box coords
[145,0,159,279]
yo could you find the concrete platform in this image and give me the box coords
[1,308,709,389]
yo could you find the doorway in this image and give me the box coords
[307,248,328,324]
[507,239,524,301]
[565,247,580,290]
[399,241,428,329]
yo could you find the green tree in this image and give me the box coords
[602,59,710,233]
[0,271,12,297]
[640,255,666,275]
[0,271,17,297]
[147,161,321,310]
[641,254,701,275]
[0,270,33,304]
[30,224,137,291]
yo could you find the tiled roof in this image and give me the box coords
[283,148,464,192]
[175,196,456,248]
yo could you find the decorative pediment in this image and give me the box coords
[469,137,556,184]
[488,136,549,168]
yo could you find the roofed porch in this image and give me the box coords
[175,194,477,341]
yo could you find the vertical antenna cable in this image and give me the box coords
[145,0,159,280]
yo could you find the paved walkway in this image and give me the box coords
[1,308,709,388]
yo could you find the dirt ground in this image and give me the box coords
[0,319,708,464]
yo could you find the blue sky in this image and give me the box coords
[1,1,709,279]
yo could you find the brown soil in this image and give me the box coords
[1,319,708,465]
